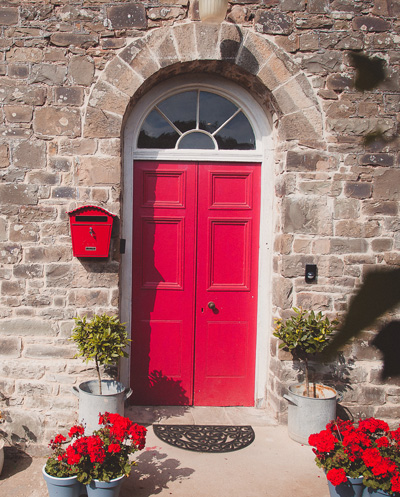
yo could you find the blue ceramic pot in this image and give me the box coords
[362,488,399,497]
[328,476,364,497]
[86,475,125,497]
[42,466,84,497]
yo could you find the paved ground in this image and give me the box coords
[0,407,329,497]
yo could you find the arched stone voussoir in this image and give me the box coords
[83,24,324,145]
[83,106,122,139]
[279,107,325,149]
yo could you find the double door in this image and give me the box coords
[131,160,261,405]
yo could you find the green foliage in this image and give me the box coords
[273,307,338,358]
[71,314,130,366]
[45,455,78,478]
[70,314,130,391]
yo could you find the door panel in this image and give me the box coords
[131,161,260,406]
[131,162,196,405]
[194,163,260,405]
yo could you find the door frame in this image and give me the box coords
[121,74,275,407]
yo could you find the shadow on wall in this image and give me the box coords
[125,449,195,497]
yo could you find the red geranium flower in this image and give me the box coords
[327,468,348,486]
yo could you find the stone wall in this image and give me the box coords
[0,0,399,453]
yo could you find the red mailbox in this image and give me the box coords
[68,205,116,258]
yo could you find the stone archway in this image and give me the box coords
[83,23,324,149]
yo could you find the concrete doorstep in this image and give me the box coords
[0,407,329,497]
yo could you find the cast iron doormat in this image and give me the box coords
[153,425,255,453]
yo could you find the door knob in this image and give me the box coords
[208,301,216,310]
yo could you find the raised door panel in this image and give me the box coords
[194,163,261,406]
[131,161,196,405]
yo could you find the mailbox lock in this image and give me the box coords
[89,227,95,237]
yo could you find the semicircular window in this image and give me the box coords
[137,90,255,150]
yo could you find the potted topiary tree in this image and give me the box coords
[71,314,132,434]
[273,307,339,444]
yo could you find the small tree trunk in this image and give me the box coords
[305,357,310,397]
[95,356,102,395]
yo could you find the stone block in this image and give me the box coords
[10,222,39,243]
[274,33,299,53]
[283,197,332,235]
[7,47,42,63]
[13,140,46,170]
[0,7,18,25]
[254,10,293,35]
[49,157,71,172]
[148,6,185,20]
[0,218,7,241]
[330,238,368,254]
[51,187,77,199]
[172,23,197,63]
[54,87,84,106]
[374,170,400,201]
[26,171,60,186]
[237,31,276,75]
[371,238,393,252]
[299,32,319,51]
[68,56,95,86]
[335,219,380,238]
[23,343,75,359]
[18,206,57,222]
[45,264,74,288]
[0,144,9,168]
[362,200,397,216]
[360,154,395,167]
[68,289,110,307]
[273,73,318,114]
[6,408,45,446]
[83,107,122,139]
[307,0,329,13]
[4,105,33,123]
[0,79,46,105]
[353,16,391,32]
[107,3,147,29]
[13,264,43,279]
[279,108,324,147]
[0,243,21,264]
[50,33,98,48]
[0,336,21,357]
[145,28,179,68]
[77,157,120,186]
[88,81,129,116]
[281,255,314,277]
[295,15,333,29]
[272,276,293,308]
[334,198,360,219]
[301,50,341,74]
[100,38,126,50]
[1,280,25,296]
[280,0,305,11]
[58,139,97,156]
[33,108,81,137]
[31,64,67,85]
[326,74,354,91]
[0,319,55,336]
[257,53,297,91]
[25,246,72,264]
[0,184,38,205]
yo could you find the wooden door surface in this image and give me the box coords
[131,161,260,406]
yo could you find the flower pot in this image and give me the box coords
[42,466,83,497]
[72,380,132,434]
[362,489,397,497]
[328,477,364,497]
[86,475,125,497]
[283,383,338,444]
[0,439,4,476]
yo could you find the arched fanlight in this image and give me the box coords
[198,0,229,24]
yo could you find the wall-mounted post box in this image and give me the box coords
[68,205,116,258]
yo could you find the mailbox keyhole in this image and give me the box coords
[89,227,96,239]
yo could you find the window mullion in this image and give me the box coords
[196,90,200,130]
[155,106,182,136]
[211,108,241,137]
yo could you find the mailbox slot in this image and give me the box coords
[68,206,116,258]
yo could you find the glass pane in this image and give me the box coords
[157,91,197,133]
[199,92,238,133]
[137,109,179,149]
[178,132,215,149]
[215,112,255,150]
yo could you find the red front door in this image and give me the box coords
[131,161,261,406]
